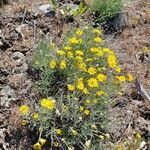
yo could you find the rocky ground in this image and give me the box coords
[0,0,150,149]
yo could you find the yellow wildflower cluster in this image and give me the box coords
[47,27,134,103]
[20,27,135,150]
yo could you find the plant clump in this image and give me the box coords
[19,26,133,149]
[89,0,123,22]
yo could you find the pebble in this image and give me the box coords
[39,4,53,14]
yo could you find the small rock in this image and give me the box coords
[12,52,28,73]
[39,4,53,14]
[12,52,26,62]
[133,100,143,107]
[0,86,16,107]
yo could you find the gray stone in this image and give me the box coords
[12,52,26,62]
[11,52,28,73]
[39,4,53,14]
[0,86,16,107]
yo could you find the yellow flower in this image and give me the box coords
[64,46,72,51]
[126,73,134,82]
[19,105,29,115]
[90,47,99,52]
[107,54,117,68]
[68,146,74,150]
[94,37,102,43]
[84,109,90,116]
[78,63,87,71]
[91,124,97,130]
[76,78,84,90]
[115,66,121,73]
[97,91,105,96]
[69,37,79,44]
[67,51,73,58]
[55,129,62,135]
[116,76,126,83]
[39,138,46,145]
[93,28,102,34]
[33,112,39,120]
[76,29,83,36]
[33,142,41,150]
[54,142,59,147]
[49,60,56,69]
[103,48,111,53]
[97,74,107,82]
[93,99,98,104]
[63,104,69,112]
[67,84,75,91]
[87,67,96,75]
[38,128,42,132]
[76,50,84,56]
[85,140,91,148]
[85,99,90,104]
[135,133,141,141]
[82,88,89,94]
[79,105,84,112]
[117,144,123,150]
[57,50,66,55]
[87,78,98,88]
[40,98,56,110]
[21,120,27,126]
[75,56,83,62]
[60,60,66,70]
[71,128,78,136]
[96,50,103,56]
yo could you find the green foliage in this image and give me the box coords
[72,2,89,17]
[49,0,58,10]
[90,0,123,22]
[32,40,56,96]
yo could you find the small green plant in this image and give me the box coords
[19,26,133,150]
[72,2,89,17]
[89,0,123,22]
[49,0,58,10]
